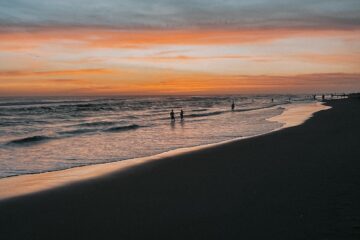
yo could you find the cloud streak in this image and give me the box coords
[0,28,358,52]
[0,69,111,77]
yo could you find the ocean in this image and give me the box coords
[0,95,314,178]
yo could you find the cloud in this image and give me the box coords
[293,53,360,64]
[0,0,359,31]
[0,68,112,77]
[124,54,275,62]
[0,28,357,52]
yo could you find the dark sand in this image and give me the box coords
[0,99,359,240]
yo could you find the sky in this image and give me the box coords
[0,0,359,96]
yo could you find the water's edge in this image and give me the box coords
[0,102,330,201]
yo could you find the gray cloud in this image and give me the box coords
[0,0,359,30]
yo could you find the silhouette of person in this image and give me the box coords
[231,101,235,111]
[271,98,274,103]
[313,94,316,100]
[170,109,175,121]
[322,94,325,101]
[180,109,184,121]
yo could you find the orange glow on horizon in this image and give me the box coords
[1,67,359,96]
[1,27,359,95]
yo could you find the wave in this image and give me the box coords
[6,124,143,146]
[75,121,118,127]
[105,124,141,132]
[174,103,288,119]
[233,102,288,113]
[157,105,279,120]
[61,124,142,135]
[187,110,225,118]
[0,100,76,107]
[190,109,208,112]
[0,98,120,108]
[71,103,117,112]
[123,115,138,119]
[7,135,53,146]
[0,119,51,127]
[0,102,119,114]
[58,128,98,135]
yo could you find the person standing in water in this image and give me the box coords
[231,101,235,111]
[170,109,175,121]
[180,109,184,121]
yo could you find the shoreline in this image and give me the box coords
[0,101,328,201]
[1,98,359,239]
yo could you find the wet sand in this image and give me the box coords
[0,98,359,239]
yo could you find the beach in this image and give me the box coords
[0,98,359,239]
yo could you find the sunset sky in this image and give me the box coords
[0,0,359,95]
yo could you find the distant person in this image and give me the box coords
[271,98,274,103]
[170,109,175,121]
[180,109,184,121]
[231,101,235,111]
[322,94,325,101]
[313,94,316,100]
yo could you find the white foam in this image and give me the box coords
[268,102,331,128]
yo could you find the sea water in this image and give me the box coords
[0,95,315,178]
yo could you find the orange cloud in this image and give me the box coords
[294,53,360,64]
[0,69,112,78]
[1,28,358,51]
[123,54,278,63]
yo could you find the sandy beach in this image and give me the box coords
[0,101,328,201]
[0,98,359,239]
